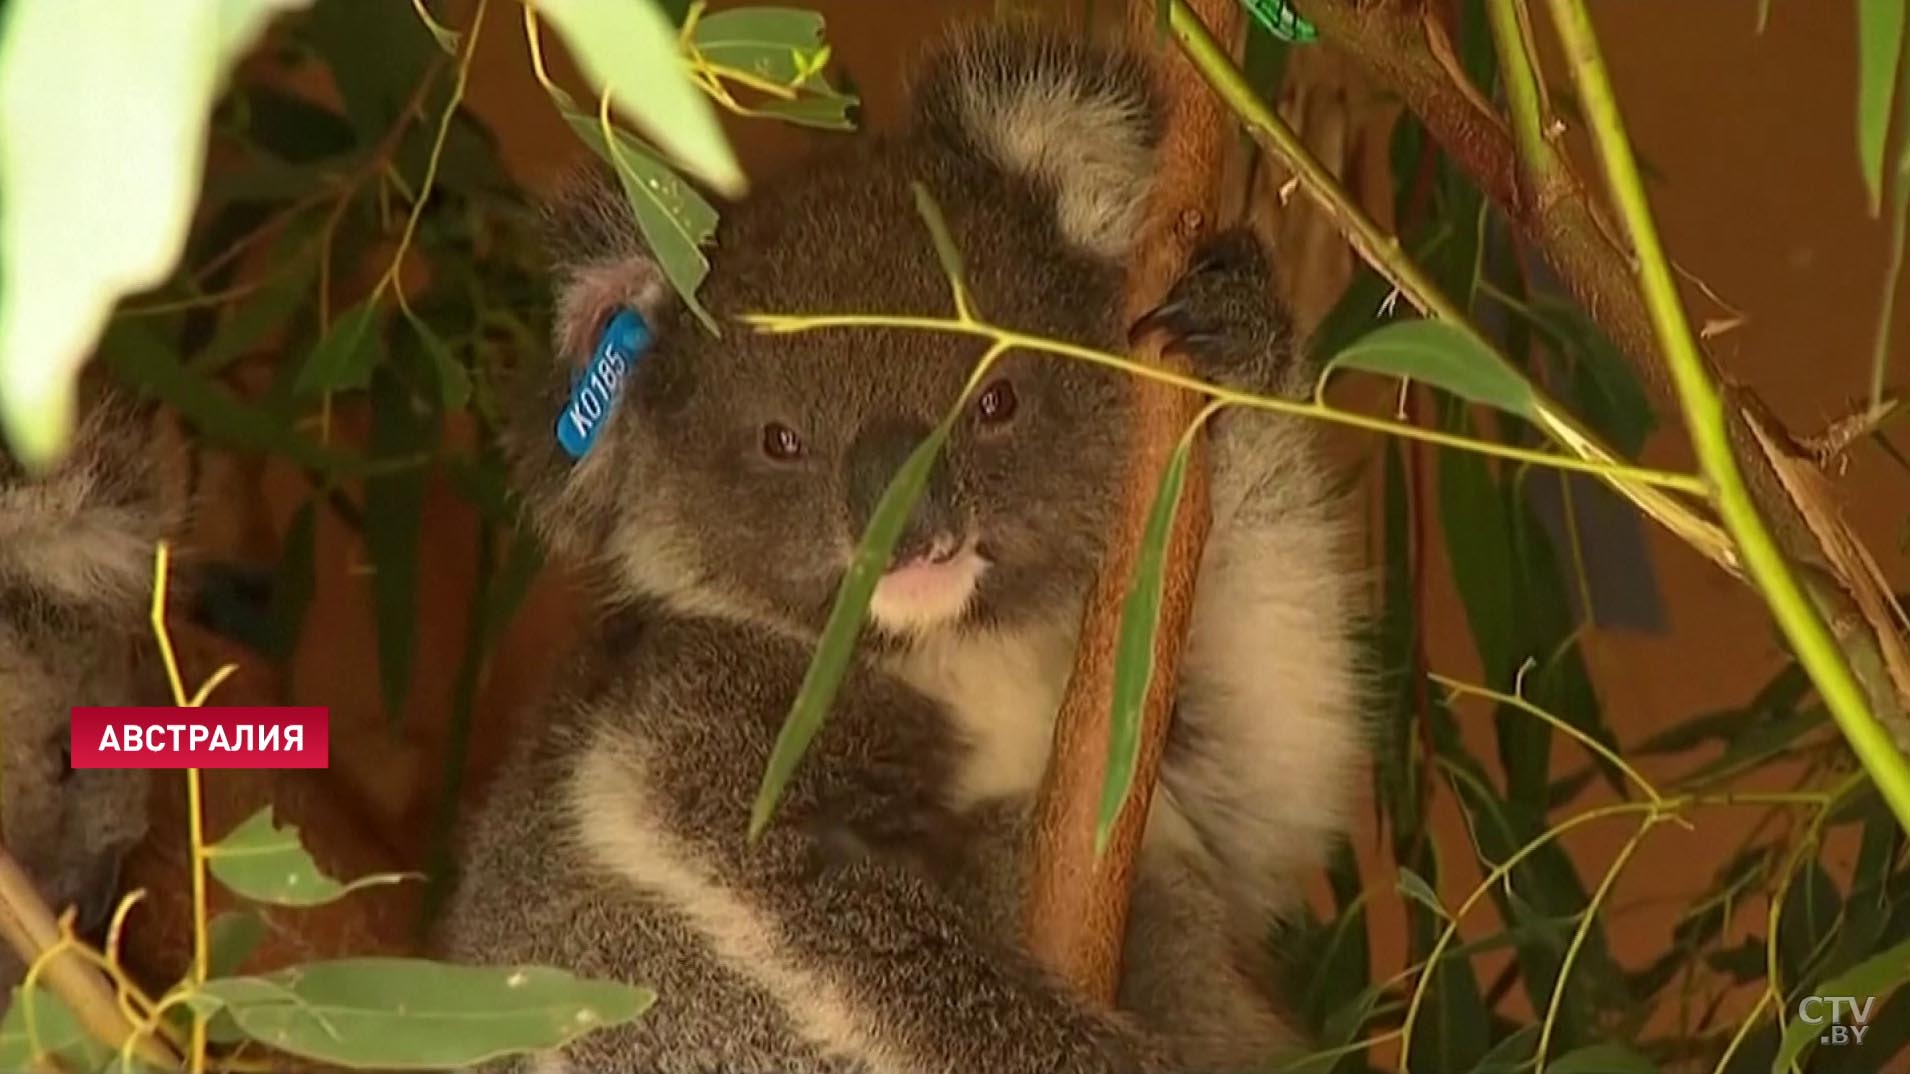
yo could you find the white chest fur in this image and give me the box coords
[882,622,1203,855]
[882,624,1074,807]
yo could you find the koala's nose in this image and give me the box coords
[844,418,961,566]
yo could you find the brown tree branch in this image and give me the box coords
[1021,0,1243,1001]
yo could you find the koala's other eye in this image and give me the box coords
[761,422,806,461]
[976,379,1018,425]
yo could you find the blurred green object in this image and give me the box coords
[1241,0,1316,42]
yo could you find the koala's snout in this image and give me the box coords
[844,418,965,567]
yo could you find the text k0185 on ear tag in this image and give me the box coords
[557,308,652,460]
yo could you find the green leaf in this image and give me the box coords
[688,7,859,130]
[309,0,439,142]
[1329,319,1537,420]
[409,313,472,411]
[912,182,970,297]
[534,0,745,195]
[208,909,269,977]
[294,300,384,397]
[1857,0,1908,214]
[0,0,314,466]
[1096,426,1200,854]
[1550,1041,1659,1074]
[0,985,120,1072]
[1526,296,1657,457]
[267,500,320,664]
[1471,1025,1539,1074]
[1396,866,1448,920]
[207,806,415,907]
[563,111,721,334]
[1275,983,1385,1073]
[365,368,436,722]
[751,405,965,838]
[200,958,653,1069]
[192,241,320,375]
[1772,936,1910,1072]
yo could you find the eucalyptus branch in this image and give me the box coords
[746,311,1704,493]
[1482,0,1564,193]
[1539,0,1910,836]
[0,850,179,1070]
[1163,1,1735,572]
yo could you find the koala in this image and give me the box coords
[442,23,1363,1074]
[0,388,187,985]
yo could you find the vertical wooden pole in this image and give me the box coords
[1023,0,1246,1003]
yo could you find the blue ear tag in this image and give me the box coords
[556,308,652,460]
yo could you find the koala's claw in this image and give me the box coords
[1127,300,1222,356]
[1127,227,1290,392]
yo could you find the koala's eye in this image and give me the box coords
[56,743,74,784]
[761,422,806,461]
[976,379,1018,425]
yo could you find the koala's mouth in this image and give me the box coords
[868,534,988,635]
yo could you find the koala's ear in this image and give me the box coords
[540,163,678,368]
[0,386,191,613]
[505,165,682,567]
[911,23,1165,261]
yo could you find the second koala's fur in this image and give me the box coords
[1,390,188,986]
[443,24,1364,1073]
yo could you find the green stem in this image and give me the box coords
[1541,0,1910,835]
[1483,0,1559,189]
[1165,0,1737,576]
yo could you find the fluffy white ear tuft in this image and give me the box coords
[913,25,1164,260]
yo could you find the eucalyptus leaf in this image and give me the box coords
[534,0,745,195]
[410,313,473,410]
[1771,936,1910,1072]
[294,300,383,397]
[209,909,269,977]
[751,405,964,837]
[0,985,120,1073]
[0,0,313,466]
[268,499,320,664]
[201,959,653,1070]
[1550,1041,1659,1074]
[1329,319,1537,420]
[1396,866,1448,919]
[193,249,320,375]
[1097,425,1200,854]
[207,806,415,907]
[912,182,971,304]
[365,368,436,723]
[563,111,720,334]
[689,7,859,130]
[1857,0,1908,214]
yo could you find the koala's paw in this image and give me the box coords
[1128,227,1297,396]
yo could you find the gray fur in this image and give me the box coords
[1,389,187,987]
[444,22,1363,1074]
